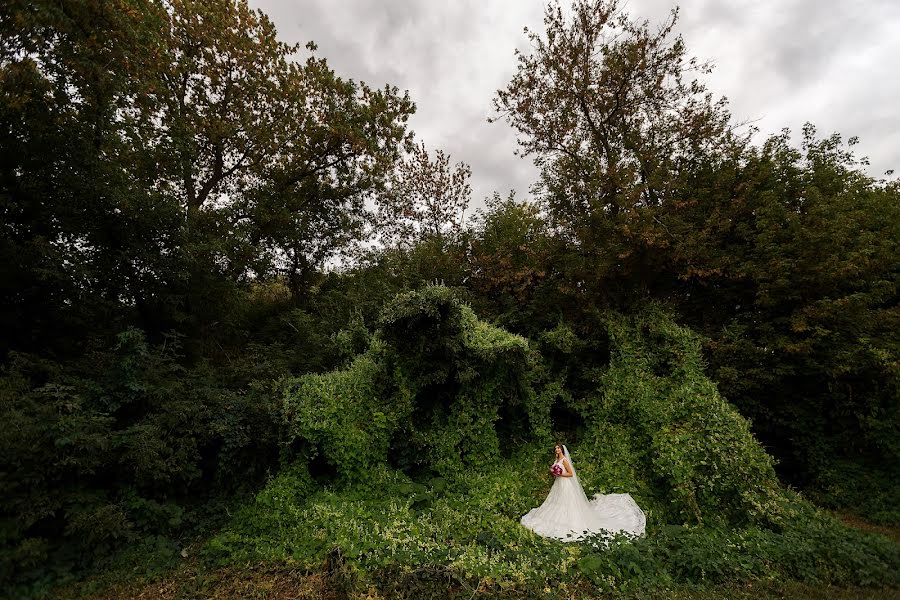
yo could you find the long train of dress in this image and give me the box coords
[520,459,646,542]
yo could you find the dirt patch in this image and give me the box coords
[89,565,346,600]
[833,511,900,544]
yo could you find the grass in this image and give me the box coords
[43,453,899,600]
[65,562,900,600]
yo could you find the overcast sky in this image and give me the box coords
[251,0,900,208]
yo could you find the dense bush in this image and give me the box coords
[281,347,399,482]
[0,330,280,589]
[579,305,787,526]
[281,286,544,482]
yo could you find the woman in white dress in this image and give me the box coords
[520,444,646,541]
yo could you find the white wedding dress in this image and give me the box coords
[520,446,646,542]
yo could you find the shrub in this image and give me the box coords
[0,330,281,589]
[577,304,787,526]
[280,286,542,481]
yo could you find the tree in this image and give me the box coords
[376,142,472,250]
[1,0,175,354]
[492,0,741,304]
[235,50,415,301]
[143,0,416,303]
[689,126,900,490]
[468,193,559,333]
[0,0,416,348]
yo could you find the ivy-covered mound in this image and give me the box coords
[567,305,789,527]
[280,285,545,481]
[205,288,899,597]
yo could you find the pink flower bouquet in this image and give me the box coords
[550,464,563,477]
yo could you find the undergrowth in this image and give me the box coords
[13,288,899,599]
[189,445,899,598]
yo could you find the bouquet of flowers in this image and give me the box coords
[550,464,563,477]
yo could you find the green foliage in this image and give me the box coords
[468,193,562,336]
[204,450,577,591]
[578,305,786,526]
[282,347,403,482]
[576,507,900,593]
[202,445,899,598]
[378,286,542,473]
[692,128,900,496]
[0,330,280,589]
[806,460,900,526]
[281,286,541,481]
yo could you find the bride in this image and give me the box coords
[520,444,646,541]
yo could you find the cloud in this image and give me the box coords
[251,0,900,210]
[631,0,900,176]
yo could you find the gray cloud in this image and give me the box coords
[635,0,900,176]
[251,0,900,211]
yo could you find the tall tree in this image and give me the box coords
[1,0,173,354]
[143,0,416,305]
[0,0,416,349]
[492,0,741,305]
[468,193,559,333]
[376,142,472,251]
